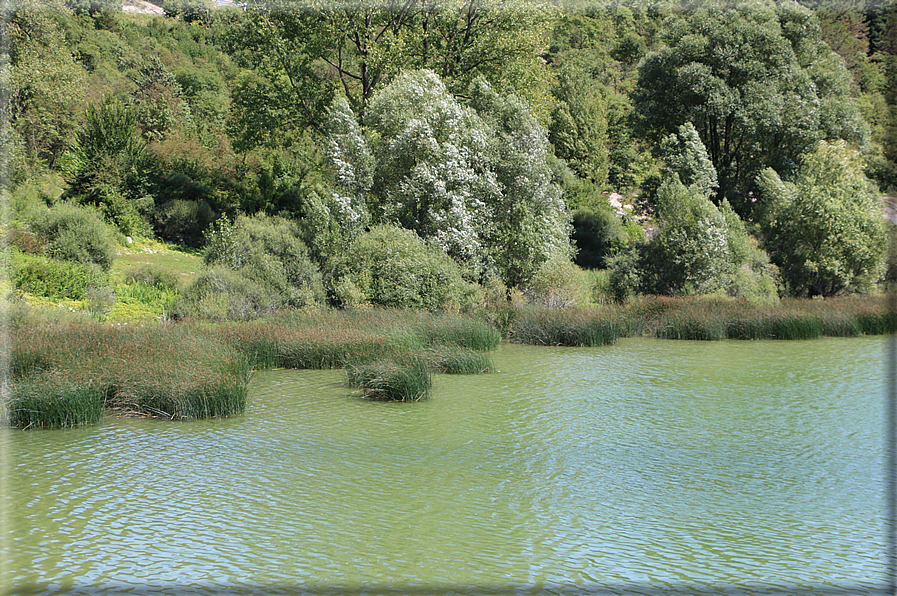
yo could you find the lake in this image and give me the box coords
[1,337,891,595]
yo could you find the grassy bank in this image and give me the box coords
[6,295,893,428]
[4,308,502,428]
[507,295,897,345]
[6,323,250,429]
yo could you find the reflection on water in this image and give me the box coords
[1,337,890,595]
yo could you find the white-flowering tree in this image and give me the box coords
[365,70,571,287]
[366,71,499,279]
[322,96,373,244]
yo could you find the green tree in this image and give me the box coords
[658,121,717,198]
[757,140,887,297]
[131,56,193,141]
[217,4,333,141]
[549,65,609,185]
[634,0,869,214]
[63,101,150,200]
[640,174,742,295]
[221,0,554,123]
[8,2,87,168]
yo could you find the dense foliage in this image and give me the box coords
[5,0,895,319]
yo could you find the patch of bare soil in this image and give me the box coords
[122,0,165,15]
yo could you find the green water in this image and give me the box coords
[1,337,891,595]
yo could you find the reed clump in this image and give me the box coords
[429,347,495,374]
[345,356,432,401]
[510,306,624,346]
[6,323,250,428]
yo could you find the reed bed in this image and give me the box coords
[6,323,250,428]
[642,295,893,341]
[218,322,397,370]
[218,310,502,399]
[510,306,624,346]
[507,295,895,345]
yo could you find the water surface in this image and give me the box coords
[1,337,890,595]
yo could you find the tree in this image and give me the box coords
[549,65,609,185]
[633,0,869,215]
[757,140,887,297]
[364,70,570,287]
[223,0,554,123]
[658,121,717,198]
[8,2,87,168]
[366,70,498,279]
[640,174,744,295]
[468,75,573,285]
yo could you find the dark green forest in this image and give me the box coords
[4,0,896,320]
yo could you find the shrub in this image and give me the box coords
[172,267,284,321]
[202,213,325,309]
[97,188,153,238]
[86,284,116,315]
[524,257,593,308]
[125,264,180,290]
[347,225,467,311]
[8,228,47,255]
[571,208,627,269]
[11,251,108,300]
[30,202,116,271]
[153,198,216,246]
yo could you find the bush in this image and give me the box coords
[172,267,284,321]
[86,284,116,315]
[97,188,153,238]
[524,257,593,308]
[177,213,325,320]
[203,213,325,308]
[154,198,216,246]
[347,225,467,311]
[30,202,116,271]
[571,208,627,269]
[125,264,180,290]
[11,251,108,300]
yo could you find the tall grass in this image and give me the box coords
[430,348,495,374]
[345,357,432,401]
[639,296,892,341]
[6,308,504,426]
[510,306,624,346]
[6,322,250,428]
[505,295,895,345]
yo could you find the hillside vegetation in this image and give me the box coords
[4,0,897,323]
